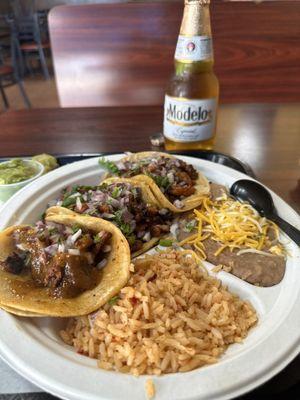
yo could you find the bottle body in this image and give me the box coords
[163,0,219,150]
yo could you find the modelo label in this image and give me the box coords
[175,35,212,62]
[164,95,217,142]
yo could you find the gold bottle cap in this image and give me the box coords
[185,0,210,4]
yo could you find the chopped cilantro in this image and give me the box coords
[25,254,31,266]
[61,185,79,197]
[70,185,79,194]
[94,233,102,243]
[78,185,95,191]
[89,209,99,216]
[131,187,139,199]
[159,239,173,247]
[112,210,133,236]
[62,196,77,207]
[48,227,58,234]
[120,223,133,236]
[127,235,136,246]
[139,159,150,166]
[61,185,82,207]
[108,296,119,306]
[98,158,120,175]
[39,212,46,221]
[113,210,123,225]
[184,220,197,233]
[160,176,171,189]
[132,164,142,175]
[111,186,122,199]
[37,231,46,241]
[94,232,108,244]
[72,225,81,234]
[147,172,170,189]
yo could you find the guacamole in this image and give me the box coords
[0,159,38,185]
[32,154,58,173]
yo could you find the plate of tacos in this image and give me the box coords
[0,152,299,400]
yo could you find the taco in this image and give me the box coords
[55,181,174,256]
[99,151,210,212]
[0,304,43,317]
[0,207,130,317]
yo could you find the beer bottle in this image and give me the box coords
[163,0,219,150]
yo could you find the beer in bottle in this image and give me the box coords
[163,0,219,150]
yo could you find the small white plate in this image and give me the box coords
[0,155,299,400]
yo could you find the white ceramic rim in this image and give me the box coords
[0,154,299,400]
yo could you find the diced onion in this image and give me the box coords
[97,258,107,269]
[102,245,111,253]
[68,248,80,256]
[47,221,58,228]
[137,231,145,239]
[108,197,120,208]
[116,161,125,170]
[142,232,151,242]
[16,244,26,251]
[58,243,65,253]
[71,229,82,244]
[159,208,169,216]
[47,199,57,207]
[35,221,45,229]
[76,196,82,211]
[170,223,179,238]
[44,244,58,255]
[167,172,174,184]
[64,226,73,235]
[173,200,184,209]
[102,213,115,219]
[49,233,60,243]
[86,253,94,264]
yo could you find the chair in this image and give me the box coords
[11,0,50,80]
[0,17,31,110]
[48,0,300,107]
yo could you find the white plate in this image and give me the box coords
[0,155,299,400]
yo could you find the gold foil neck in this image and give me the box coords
[180,0,211,37]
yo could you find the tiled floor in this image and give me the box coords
[1,75,59,111]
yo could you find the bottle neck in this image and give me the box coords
[174,1,214,71]
[175,59,214,75]
[180,2,211,37]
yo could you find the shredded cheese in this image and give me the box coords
[186,192,284,258]
[236,249,279,257]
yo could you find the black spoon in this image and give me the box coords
[230,179,300,246]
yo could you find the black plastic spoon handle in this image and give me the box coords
[271,213,300,246]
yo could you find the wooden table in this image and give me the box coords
[0,102,299,397]
[1,103,299,212]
